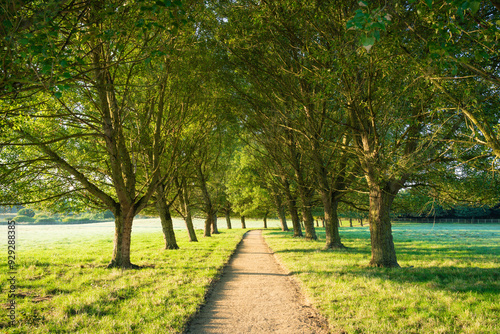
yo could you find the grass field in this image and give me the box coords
[264,223,500,334]
[0,224,247,333]
[2,219,499,333]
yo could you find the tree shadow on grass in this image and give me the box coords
[286,261,500,295]
[348,265,500,294]
[273,246,370,255]
[395,243,500,257]
[273,245,500,295]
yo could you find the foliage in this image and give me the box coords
[226,145,274,218]
[17,208,35,217]
[12,215,36,223]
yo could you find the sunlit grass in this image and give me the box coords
[264,223,500,334]
[0,228,247,333]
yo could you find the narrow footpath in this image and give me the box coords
[185,230,329,334]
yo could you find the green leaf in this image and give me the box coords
[361,35,375,47]
[469,1,480,14]
[425,0,433,8]
[361,35,375,52]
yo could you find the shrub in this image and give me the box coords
[13,215,36,223]
[18,208,35,217]
[34,216,60,224]
[61,217,93,224]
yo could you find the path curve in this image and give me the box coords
[185,230,329,333]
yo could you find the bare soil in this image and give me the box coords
[185,230,330,333]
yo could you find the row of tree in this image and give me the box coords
[1,0,499,268]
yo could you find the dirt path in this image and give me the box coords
[185,230,329,334]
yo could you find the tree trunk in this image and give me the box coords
[204,214,213,237]
[300,204,317,240]
[179,181,197,242]
[263,213,268,229]
[320,191,345,249]
[198,166,214,237]
[241,215,246,229]
[368,185,400,268]
[156,198,179,250]
[273,191,288,231]
[224,202,232,229]
[108,207,136,268]
[282,179,302,237]
[349,218,353,227]
[184,209,197,242]
[211,213,219,234]
[297,182,317,239]
[225,209,232,229]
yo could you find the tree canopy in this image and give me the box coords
[1,0,499,268]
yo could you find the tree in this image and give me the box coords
[343,0,471,267]
[1,0,189,268]
[226,144,274,225]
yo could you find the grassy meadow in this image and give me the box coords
[264,222,500,334]
[0,222,247,333]
[2,217,499,334]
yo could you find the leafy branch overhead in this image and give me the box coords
[346,1,392,52]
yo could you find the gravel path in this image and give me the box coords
[185,230,330,333]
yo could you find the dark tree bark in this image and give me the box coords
[301,207,316,239]
[272,185,288,231]
[288,131,316,240]
[211,213,219,234]
[224,202,232,229]
[225,210,232,229]
[108,206,136,268]
[178,179,198,242]
[368,182,400,268]
[156,197,179,250]
[263,212,268,228]
[282,178,302,237]
[320,191,345,249]
[241,215,246,229]
[155,183,179,250]
[198,166,215,237]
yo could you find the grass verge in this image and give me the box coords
[1,228,246,333]
[264,224,500,334]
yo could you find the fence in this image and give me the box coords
[396,218,500,224]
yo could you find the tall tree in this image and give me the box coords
[1,0,189,268]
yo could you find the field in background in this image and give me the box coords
[264,223,500,334]
[0,216,276,249]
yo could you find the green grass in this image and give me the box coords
[1,228,247,333]
[264,223,500,334]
